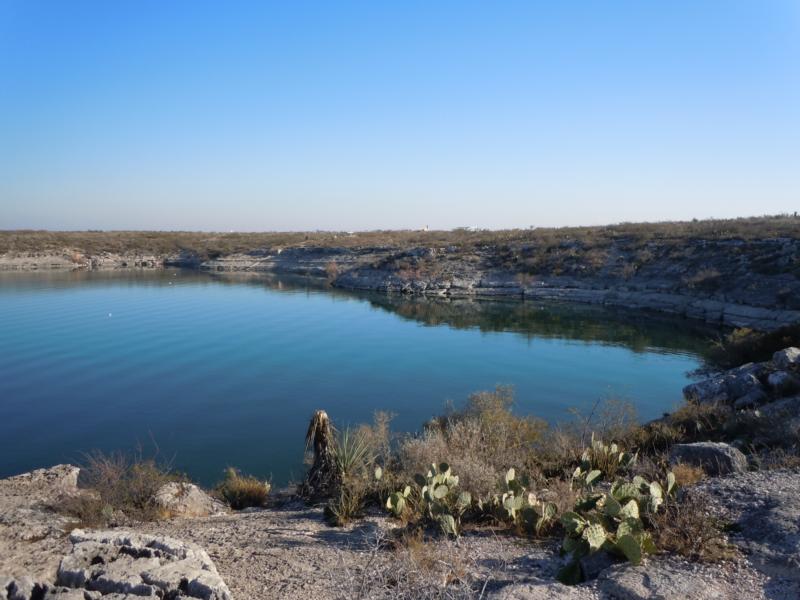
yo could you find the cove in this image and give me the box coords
[0,270,715,486]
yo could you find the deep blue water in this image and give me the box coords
[0,270,712,486]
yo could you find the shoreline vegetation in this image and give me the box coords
[3,215,800,332]
[44,341,800,594]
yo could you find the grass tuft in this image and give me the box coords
[216,467,271,510]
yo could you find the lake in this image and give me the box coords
[0,270,714,486]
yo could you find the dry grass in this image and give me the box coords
[216,467,271,509]
[650,490,735,562]
[325,478,366,526]
[671,463,706,486]
[400,387,546,500]
[58,449,182,527]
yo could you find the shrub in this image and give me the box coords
[650,490,733,562]
[400,387,546,500]
[325,479,366,526]
[58,449,182,526]
[325,260,339,280]
[400,419,506,501]
[216,467,271,509]
[708,324,800,368]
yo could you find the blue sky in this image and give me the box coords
[1,1,798,231]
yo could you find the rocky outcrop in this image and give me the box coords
[0,465,84,581]
[669,442,748,475]
[699,469,800,585]
[683,348,800,411]
[54,529,232,599]
[3,235,800,331]
[1,530,232,600]
[152,483,227,518]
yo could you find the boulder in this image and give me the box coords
[56,529,232,600]
[5,576,35,600]
[7,464,80,491]
[683,363,767,405]
[724,372,763,399]
[773,347,800,370]
[669,442,748,476]
[733,387,768,409]
[682,377,728,404]
[767,371,800,396]
[152,483,226,518]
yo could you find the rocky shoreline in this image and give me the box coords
[2,234,800,331]
[2,464,798,599]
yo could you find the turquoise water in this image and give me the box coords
[0,270,712,486]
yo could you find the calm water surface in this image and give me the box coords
[0,270,714,485]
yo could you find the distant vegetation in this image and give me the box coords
[2,215,799,260]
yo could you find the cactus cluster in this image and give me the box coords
[484,468,557,535]
[572,434,637,488]
[386,462,472,536]
[558,470,677,584]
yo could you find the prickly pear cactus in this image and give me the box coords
[557,469,677,585]
[385,463,472,536]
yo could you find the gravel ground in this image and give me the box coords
[3,466,800,599]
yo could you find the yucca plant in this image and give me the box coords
[299,410,338,500]
[333,428,374,480]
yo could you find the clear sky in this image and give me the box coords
[1,1,798,231]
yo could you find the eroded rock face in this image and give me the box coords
[54,529,232,599]
[669,442,748,476]
[152,483,227,518]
